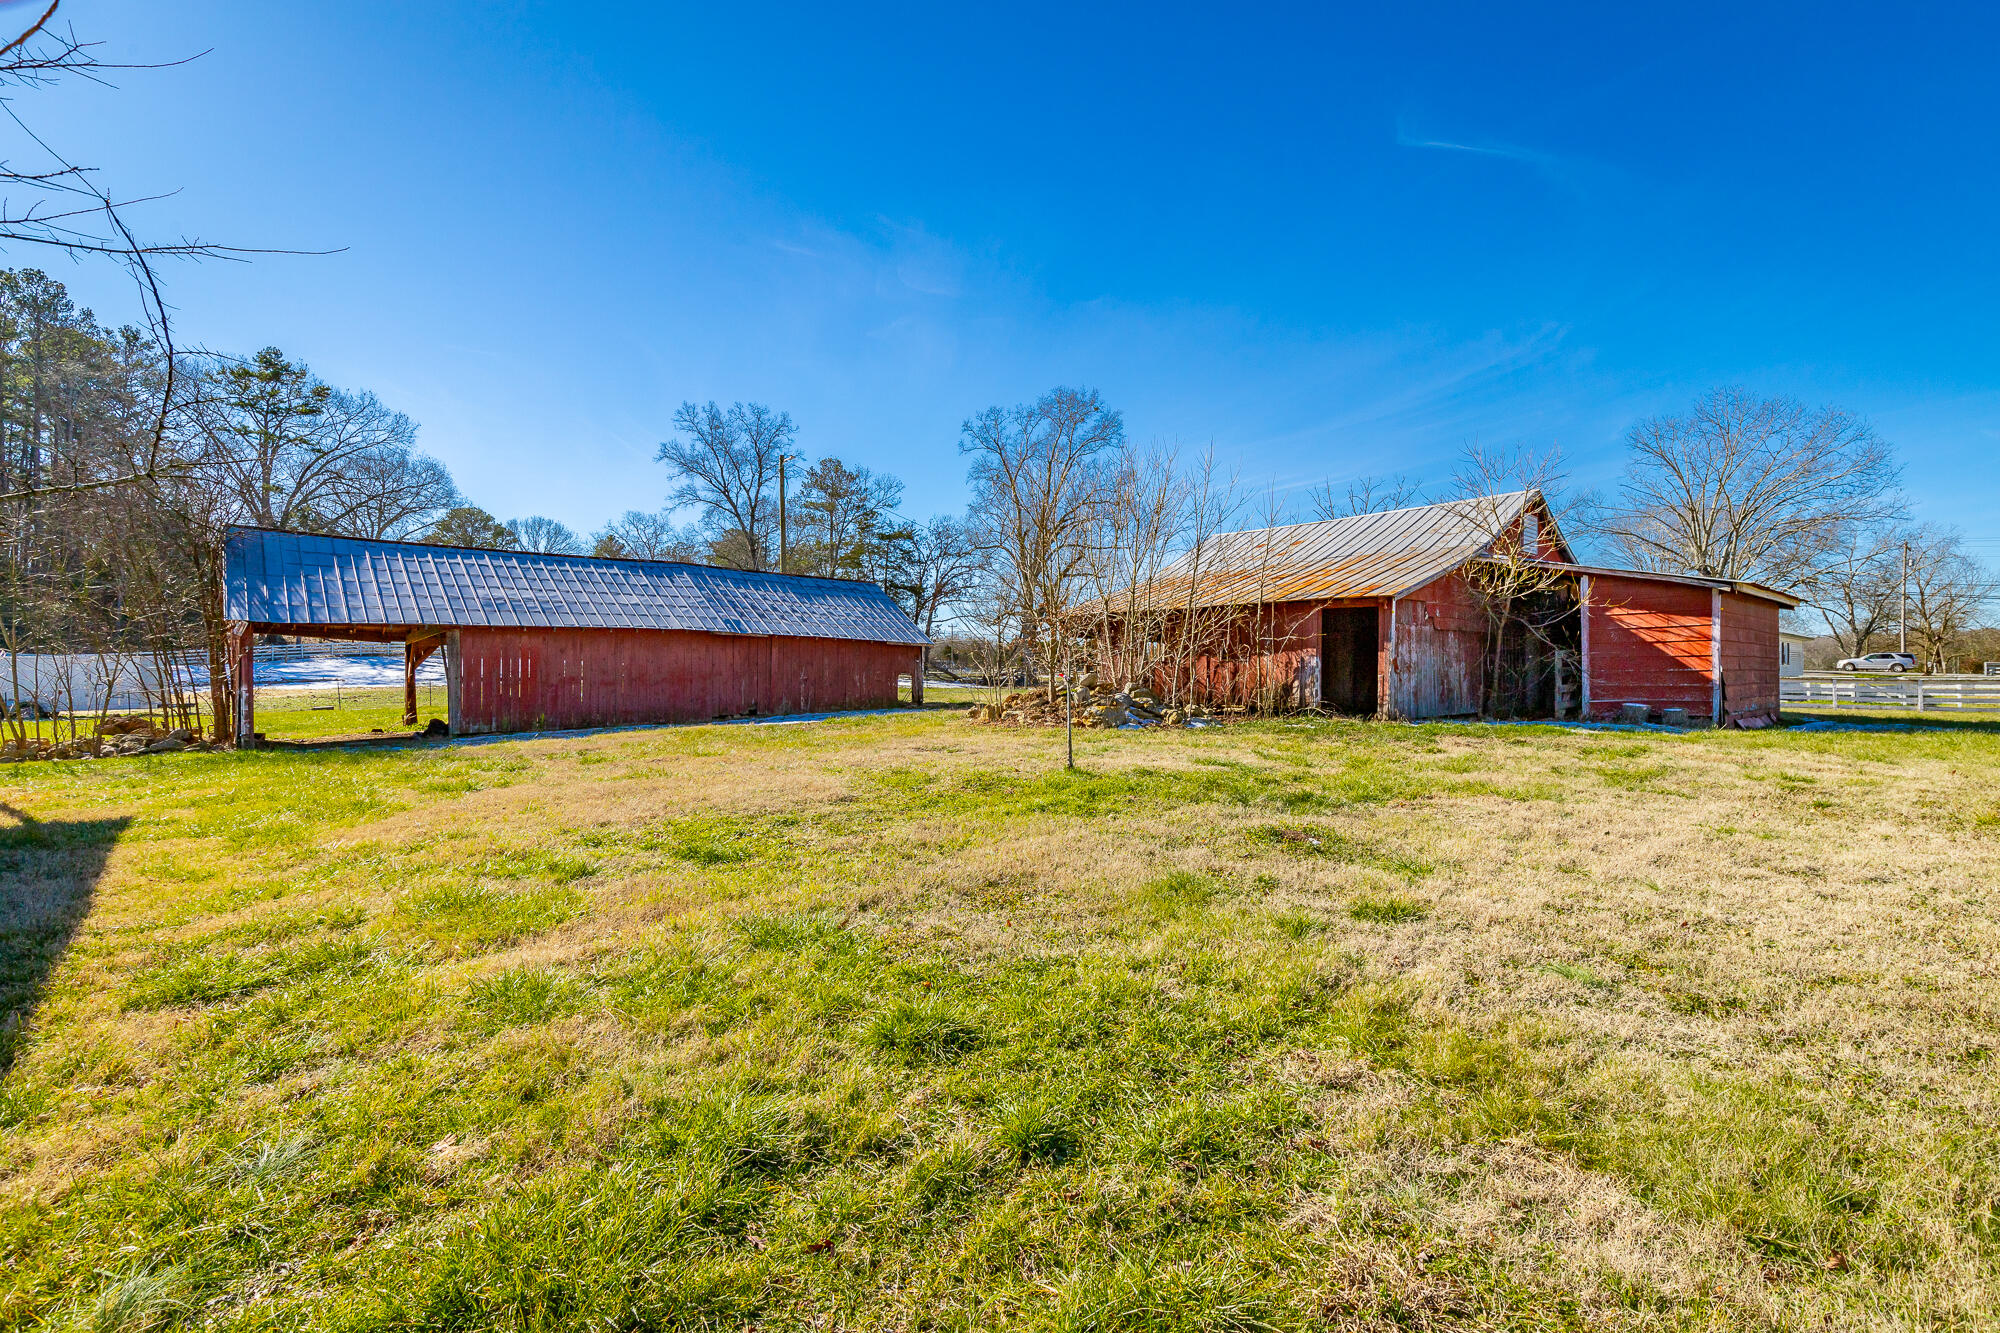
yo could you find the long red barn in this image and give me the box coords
[221,528,928,742]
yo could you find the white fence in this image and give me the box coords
[2,652,207,714]
[5,644,433,714]
[1782,673,2000,713]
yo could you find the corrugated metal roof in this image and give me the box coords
[223,527,929,646]
[1117,492,1544,610]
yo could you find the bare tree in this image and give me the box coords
[1449,443,1573,717]
[1305,473,1424,520]
[1813,522,1903,657]
[328,444,457,539]
[590,509,701,561]
[1903,527,1987,674]
[1081,440,1194,693]
[656,401,794,571]
[960,386,1123,698]
[505,515,584,554]
[0,4,310,503]
[897,513,982,642]
[1158,445,1245,709]
[1595,388,1902,591]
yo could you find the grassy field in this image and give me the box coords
[1,706,1996,1330]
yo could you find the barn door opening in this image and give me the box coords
[1321,607,1378,715]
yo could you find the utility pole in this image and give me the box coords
[1900,539,1909,656]
[777,452,789,576]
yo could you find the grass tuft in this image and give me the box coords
[993,1095,1084,1166]
[864,996,984,1061]
[1347,893,1429,925]
[61,1266,188,1333]
[467,966,590,1029]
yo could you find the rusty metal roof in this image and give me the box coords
[1115,492,1547,610]
[224,527,930,645]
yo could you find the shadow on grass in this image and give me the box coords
[0,803,129,1071]
[1781,708,2000,736]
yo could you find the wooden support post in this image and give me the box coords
[1710,588,1723,724]
[404,631,447,730]
[232,623,256,748]
[445,630,461,735]
[1380,597,1398,719]
[1578,575,1592,719]
[911,649,925,706]
[403,640,420,725]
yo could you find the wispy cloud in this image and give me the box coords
[1391,116,1616,200]
[1394,129,1557,169]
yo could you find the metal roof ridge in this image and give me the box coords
[220,524,890,590]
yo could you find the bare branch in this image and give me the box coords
[1593,388,1903,591]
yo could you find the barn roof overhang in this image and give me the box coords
[1530,559,1804,609]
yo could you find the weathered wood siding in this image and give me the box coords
[451,627,915,735]
[1718,591,1780,723]
[1173,602,1326,708]
[1583,575,1714,719]
[1387,573,1484,719]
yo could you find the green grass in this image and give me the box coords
[1346,892,1429,925]
[0,707,1996,1328]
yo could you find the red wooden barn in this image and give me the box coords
[1096,492,1799,726]
[222,527,928,742]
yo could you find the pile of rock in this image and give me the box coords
[0,717,215,763]
[963,673,1214,730]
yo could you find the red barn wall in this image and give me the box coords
[1173,601,1328,708]
[1388,573,1484,719]
[450,627,914,735]
[1584,575,1715,719]
[1718,592,1781,724]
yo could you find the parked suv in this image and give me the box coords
[1835,651,1916,672]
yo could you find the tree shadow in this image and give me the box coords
[0,803,130,1072]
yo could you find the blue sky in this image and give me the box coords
[33,2,2000,561]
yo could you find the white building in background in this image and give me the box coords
[1779,631,1813,678]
